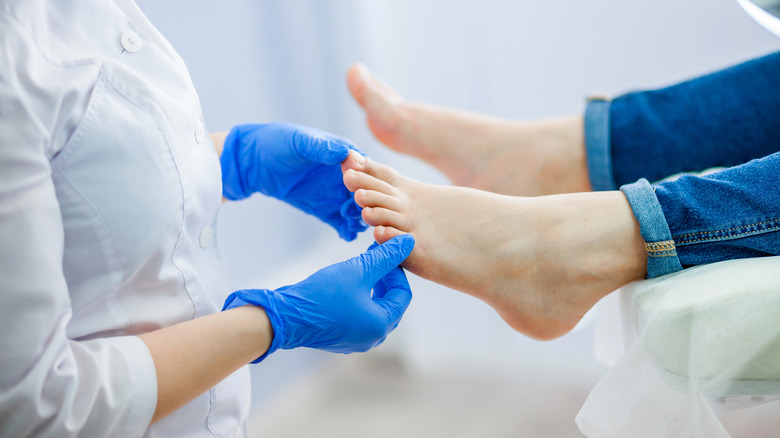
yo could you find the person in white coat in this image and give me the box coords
[0,1,415,437]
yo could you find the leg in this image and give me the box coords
[342,151,646,340]
[346,64,592,197]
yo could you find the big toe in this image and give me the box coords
[341,149,402,188]
[347,64,403,136]
[341,149,366,174]
[348,64,401,105]
[362,156,405,187]
[347,64,372,108]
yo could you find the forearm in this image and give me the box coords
[139,305,271,423]
[211,131,229,202]
[211,131,227,158]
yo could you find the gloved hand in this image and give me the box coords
[223,234,415,362]
[220,122,368,241]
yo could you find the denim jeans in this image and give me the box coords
[584,51,780,278]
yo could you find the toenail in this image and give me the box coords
[352,151,366,164]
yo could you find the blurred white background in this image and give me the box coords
[135,1,780,436]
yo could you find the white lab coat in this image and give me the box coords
[0,0,250,436]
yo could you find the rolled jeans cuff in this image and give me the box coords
[620,178,684,278]
[584,97,617,191]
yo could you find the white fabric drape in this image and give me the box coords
[580,256,780,437]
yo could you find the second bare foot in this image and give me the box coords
[347,64,591,197]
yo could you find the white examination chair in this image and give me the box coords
[577,255,780,438]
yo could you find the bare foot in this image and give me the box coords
[346,64,591,197]
[341,151,646,340]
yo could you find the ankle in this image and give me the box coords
[539,191,646,296]
[517,116,591,195]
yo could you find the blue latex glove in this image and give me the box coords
[223,234,415,362]
[220,122,368,241]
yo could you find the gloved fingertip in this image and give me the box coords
[359,234,415,285]
[338,220,363,241]
[374,270,413,320]
[364,234,415,260]
[386,233,415,259]
[340,197,363,219]
[320,140,350,164]
[338,229,357,242]
[347,218,368,233]
[347,145,367,157]
[372,336,388,349]
[295,128,348,165]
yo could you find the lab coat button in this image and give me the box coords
[199,226,213,248]
[120,31,142,53]
[195,121,206,144]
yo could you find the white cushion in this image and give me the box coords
[627,256,780,382]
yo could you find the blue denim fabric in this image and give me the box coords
[654,152,780,267]
[612,51,780,185]
[585,51,780,277]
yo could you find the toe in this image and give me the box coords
[341,149,367,175]
[354,189,402,211]
[361,157,402,185]
[347,63,402,108]
[343,169,397,195]
[362,207,410,230]
[374,225,405,244]
[347,64,406,148]
[346,64,370,108]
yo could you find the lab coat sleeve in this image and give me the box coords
[0,18,157,438]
